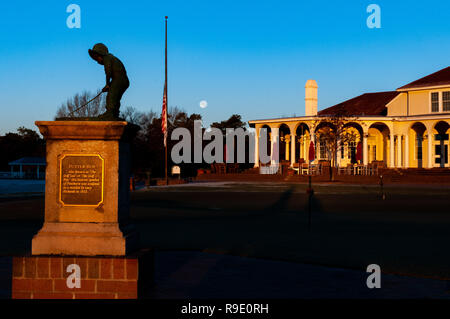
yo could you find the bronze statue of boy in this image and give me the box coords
[89,43,129,120]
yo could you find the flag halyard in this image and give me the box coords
[161,83,167,147]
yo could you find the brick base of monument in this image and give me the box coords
[12,250,153,299]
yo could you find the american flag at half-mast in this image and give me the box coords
[161,83,168,147]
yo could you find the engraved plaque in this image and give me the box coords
[59,154,104,206]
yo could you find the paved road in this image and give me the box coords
[0,180,44,195]
[149,251,450,299]
[1,182,450,298]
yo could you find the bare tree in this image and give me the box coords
[120,106,143,125]
[140,110,157,126]
[168,106,185,126]
[55,90,106,118]
[137,110,158,137]
[313,110,359,181]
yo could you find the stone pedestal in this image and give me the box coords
[31,121,138,256]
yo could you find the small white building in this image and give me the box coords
[8,157,46,179]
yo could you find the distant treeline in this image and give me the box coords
[0,106,252,178]
[0,127,45,171]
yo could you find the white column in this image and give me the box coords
[428,130,433,168]
[397,135,402,168]
[290,133,296,166]
[254,128,259,168]
[363,133,368,166]
[303,137,307,160]
[404,133,409,168]
[285,135,290,161]
[389,133,395,168]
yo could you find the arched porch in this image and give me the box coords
[368,122,391,168]
[279,124,291,163]
[433,121,450,168]
[408,122,427,168]
[294,123,311,164]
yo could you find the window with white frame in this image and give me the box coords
[431,92,439,112]
[430,91,450,113]
[443,91,450,112]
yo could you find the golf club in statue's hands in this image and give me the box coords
[67,90,104,117]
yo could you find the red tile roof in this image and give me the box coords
[318,91,399,117]
[397,66,450,90]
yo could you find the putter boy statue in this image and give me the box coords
[89,43,130,120]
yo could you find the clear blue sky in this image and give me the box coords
[0,0,449,134]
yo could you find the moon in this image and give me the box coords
[199,100,208,109]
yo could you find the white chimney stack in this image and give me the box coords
[305,79,318,116]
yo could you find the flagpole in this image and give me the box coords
[165,16,168,185]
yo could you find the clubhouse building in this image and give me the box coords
[249,66,450,169]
